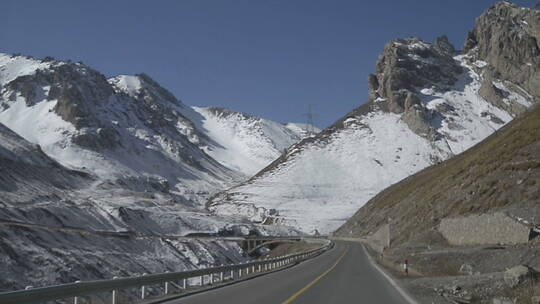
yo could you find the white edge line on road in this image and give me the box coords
[360,244,419,304]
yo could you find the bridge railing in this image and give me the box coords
[0,239,332,304]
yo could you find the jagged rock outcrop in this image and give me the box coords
[366,37,464,139]
[478,71,529,115]
[369,37,462,114]
[464,1,540,104]
[7,63,115,127]
[435,35,456,54]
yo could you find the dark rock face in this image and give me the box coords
[435,35,456,55]
[368,37,462,114]
[402,105,439,141]
[6,62,115,129]
[464,1,540,101]
[72,127,121,149]
[5,75,41,106]
[366,37,462,139]
[121,73,202,142]
[47,64,114,127]
[478,71,528,115]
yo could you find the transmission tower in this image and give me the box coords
[303,104,316,136]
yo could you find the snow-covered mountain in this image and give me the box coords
[192,106,318,176]
[0,55,313,205]
[208,2,539,234]
[0,53,313,290]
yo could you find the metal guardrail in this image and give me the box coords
[0,239,332,304]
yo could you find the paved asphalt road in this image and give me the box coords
[165,241,411,304]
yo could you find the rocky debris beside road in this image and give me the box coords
[360,236,540,303]
[503,265,539,288]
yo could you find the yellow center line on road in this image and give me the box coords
[281,246,349,304]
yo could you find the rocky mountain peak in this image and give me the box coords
[204,106,252,120]
[463,1,540,102]
[6,61,114,129]
[368,37,461,114]
[435,35,456,54]
[366,37,464,140]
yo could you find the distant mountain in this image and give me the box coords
[192,106,318,176]
[0,55,313,205]
[208,1,539,234]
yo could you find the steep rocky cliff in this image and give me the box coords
[464,1,540,112]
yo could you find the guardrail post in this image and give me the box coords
[164,271,170,295]
[183,278,187,290]
[210,273,214,285]
[230,270,234,279]
[199,275,203,286]
[220,272,224,281]
[141,273,147,299]
[111,276,119,304]
[73,280,82,304]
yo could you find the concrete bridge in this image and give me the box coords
[241,236,303,255]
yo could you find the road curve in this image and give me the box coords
[163,241,411,304]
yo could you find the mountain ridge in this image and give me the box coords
[0,53,314,205]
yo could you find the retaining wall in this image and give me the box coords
[438,212,531,246]
[366,224,393,253]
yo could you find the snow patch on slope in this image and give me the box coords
[211,111,447,233]
[423,55,514,153]
[109,75,143,96]
[0,53,52,85]
[193,107,316,176]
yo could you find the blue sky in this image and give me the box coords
[1,0,536,127]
